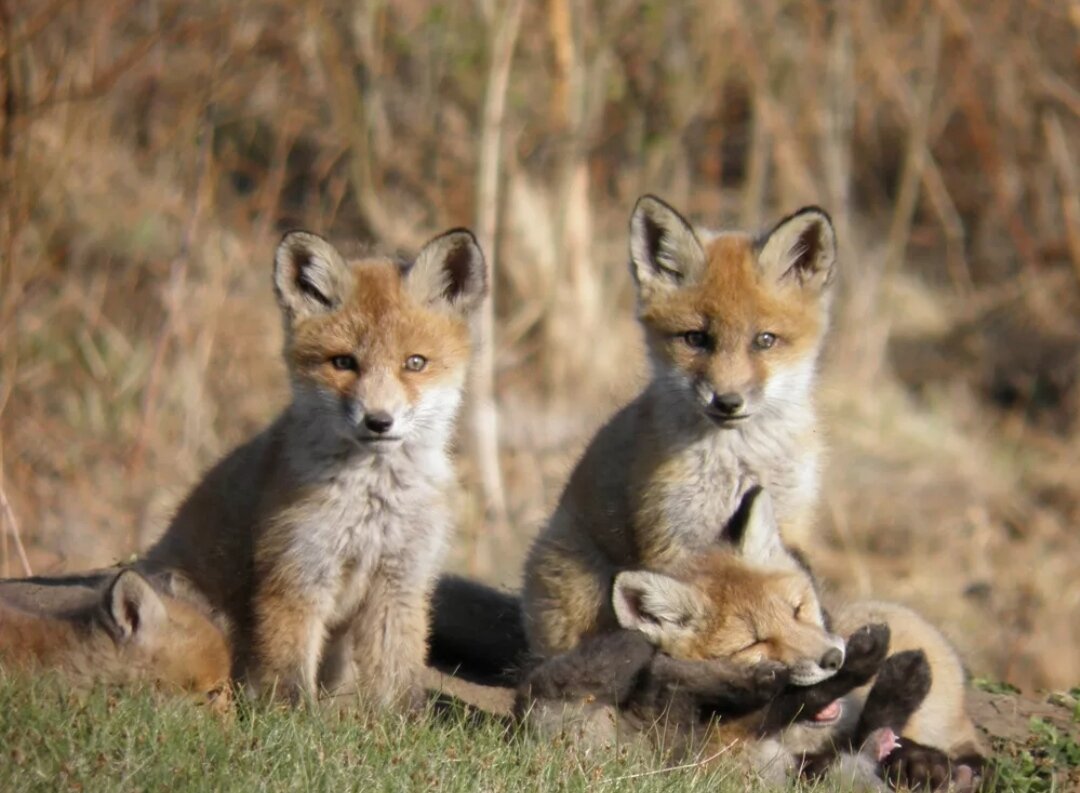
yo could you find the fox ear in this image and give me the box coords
[612,570,705,645]
[274,231,353,321]
[757,207,836,292]
[105,570,167,644]
[405,228,487,316]
[629,195,706,300]
[724,486,790,568]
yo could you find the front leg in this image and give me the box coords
[640,654,790,723]
[515,629,656,716]
[350,571,431,711]
[251,577,332,705]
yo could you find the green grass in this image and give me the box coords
[986,717,1080,793]
[0,671,807,793]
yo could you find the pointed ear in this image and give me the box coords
[724,486,789,567]
[629,195,706,300]
[757,207,836,292]
[274,231,353,322]
[405,228,487,316]
[612,570,705,645]
[105,570,167,644]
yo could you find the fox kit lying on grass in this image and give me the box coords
[523,196,838,657]
[0,569,229,705]
[141,228,486,706]
[518,491,984,790]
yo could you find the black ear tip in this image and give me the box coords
[441,227,480,246]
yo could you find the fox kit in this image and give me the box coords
[0,569,229,705]
[523,196,838,657]
[142,228,486,706]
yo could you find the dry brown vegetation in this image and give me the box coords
[1,0,1077,693]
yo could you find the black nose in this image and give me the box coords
[711,392,744,415]
[820,647,844,672]
[364,411,394,434]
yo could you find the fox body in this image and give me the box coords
[142,228,486,705]
[0,569,229,704]
[523,196,838,657]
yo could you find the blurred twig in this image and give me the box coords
[470,0,525,567]
[883,13,941,277]
[1042,112,1080,285]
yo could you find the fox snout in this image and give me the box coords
[696,379,758,424]
[789,638,846,686]
[362,410,395,435]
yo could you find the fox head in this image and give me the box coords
[273,228,486,451]
[612,489,845,686]
[628,196,836,427]
[99,570,232,708]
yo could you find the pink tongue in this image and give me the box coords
[813,700,842,722]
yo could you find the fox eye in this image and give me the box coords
[753,332,777,350]
[682,330,710,349]
[330,355,359,372]
[404,354,427,372]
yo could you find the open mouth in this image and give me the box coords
[809,699,843,726]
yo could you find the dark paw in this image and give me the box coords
[876,651,932,711]
[841,623,891,680]
[882,739,956,791]
[751,659,790,694]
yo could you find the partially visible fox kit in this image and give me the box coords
[0,569,230,705]
[142,228,486,706]
[523,196,838,656]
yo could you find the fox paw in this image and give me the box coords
[882,739,980,791]
[750,659,791,693]
[842,623,891,680]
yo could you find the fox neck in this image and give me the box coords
[635,363,820,557]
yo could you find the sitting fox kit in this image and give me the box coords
[523,197,838,657]
[143,227,486,705]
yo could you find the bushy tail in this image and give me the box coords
[427,575,530,687]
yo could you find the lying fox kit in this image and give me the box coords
[0,569,230,706]
[142,228,486,706]
[523,196,838,657]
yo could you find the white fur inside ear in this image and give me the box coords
[628,195,706,298]
[108,570,167,643]
[757,208,836,290]
[406,229,487,315]
[273,231,352,319]
[612,570,704,645]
